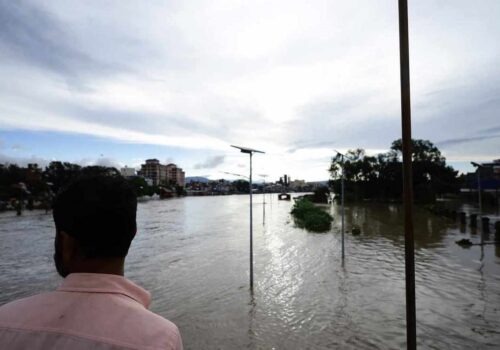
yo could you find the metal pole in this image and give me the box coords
[496,188,499,216]
[263,180,266,224]
[477,169,483,245]
[398,0,417,348]
[230,145,264,291]
[341,155,345,260]
[249,152,254,289]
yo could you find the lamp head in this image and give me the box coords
[231,145,265,154]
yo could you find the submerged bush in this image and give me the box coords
[291,198,333,233]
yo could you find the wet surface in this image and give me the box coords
[1,194,499,349]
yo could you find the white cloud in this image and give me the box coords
[0,0,499,180]
[194,155,225,169]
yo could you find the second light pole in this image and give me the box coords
[335,150,346,260]
[259,174,268,225]
[471,162,484,245]
[231,145,265,290]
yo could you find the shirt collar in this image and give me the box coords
[57,273,151,308]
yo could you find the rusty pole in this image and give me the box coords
[398,0,417,349]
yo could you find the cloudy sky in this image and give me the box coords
[0,0,499,181]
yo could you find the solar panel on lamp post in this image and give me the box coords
[231,145,265,291]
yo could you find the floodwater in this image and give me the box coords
[1,194,500,349]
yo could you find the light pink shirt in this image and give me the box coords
[0,273,183,350]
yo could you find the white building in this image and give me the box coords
[120,166,136,178]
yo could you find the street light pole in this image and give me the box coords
[471,162,483,245]
[231,145,265,291]
[259,174,268,225]
[263,178,265,224]
[335,150,346,260]
[249,152,253,288]
[341,157,345,260]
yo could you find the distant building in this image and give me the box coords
[277,174,290,187]
[139,159,162,186]
[176,168,185,187]
[466,159,500,190]
[139,159,185,187]
[166,163,185,187]
[290,179,305,188]
[483,159,500,179]
[120,166,136,178]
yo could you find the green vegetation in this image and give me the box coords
[232,179,250,193]
[302,186,330,204]
[329,139,459,203]
[291,198,333,233]
[0,161,188,211]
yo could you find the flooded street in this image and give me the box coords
[1,194,500,349]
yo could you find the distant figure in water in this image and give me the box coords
[0,175,183,350]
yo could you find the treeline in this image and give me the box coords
[329,139,461,203]
[0,161,183,210]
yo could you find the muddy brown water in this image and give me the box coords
[1,194,499,349]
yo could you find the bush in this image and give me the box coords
[291,198,333,233]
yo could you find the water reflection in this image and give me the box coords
[0,195,499,349]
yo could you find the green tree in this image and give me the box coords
[232,179,249,193]
[329,139,459,203]
[127,176,154,197]
[43,161,82,193]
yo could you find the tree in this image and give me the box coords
[175,185,186,196]
[328,139,459,203]
[309,186,330,203]
[80,166,120,177]
[127,176,154,197]
[43,161,81,193]
[232,179,249,193]
[390,139,445,164]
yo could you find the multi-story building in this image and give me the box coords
[290,179,306,189]
[166,163,185,187]
[176,168,185,187]
[139,159,185,186]
[139,159,161,186]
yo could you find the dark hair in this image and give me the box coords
[53,175,137,258]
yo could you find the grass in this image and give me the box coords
[291,198,333,233]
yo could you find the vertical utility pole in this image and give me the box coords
[335,150,346,260]
[471,162,483,244]
[249,152,253,289]
[263,181,265,224]
[260,175,268,225]
[398,0,417,349]
[478,169,483,243]
[341,155,345,260]
[231,145,265,291]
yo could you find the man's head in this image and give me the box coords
[52,175,137,277]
